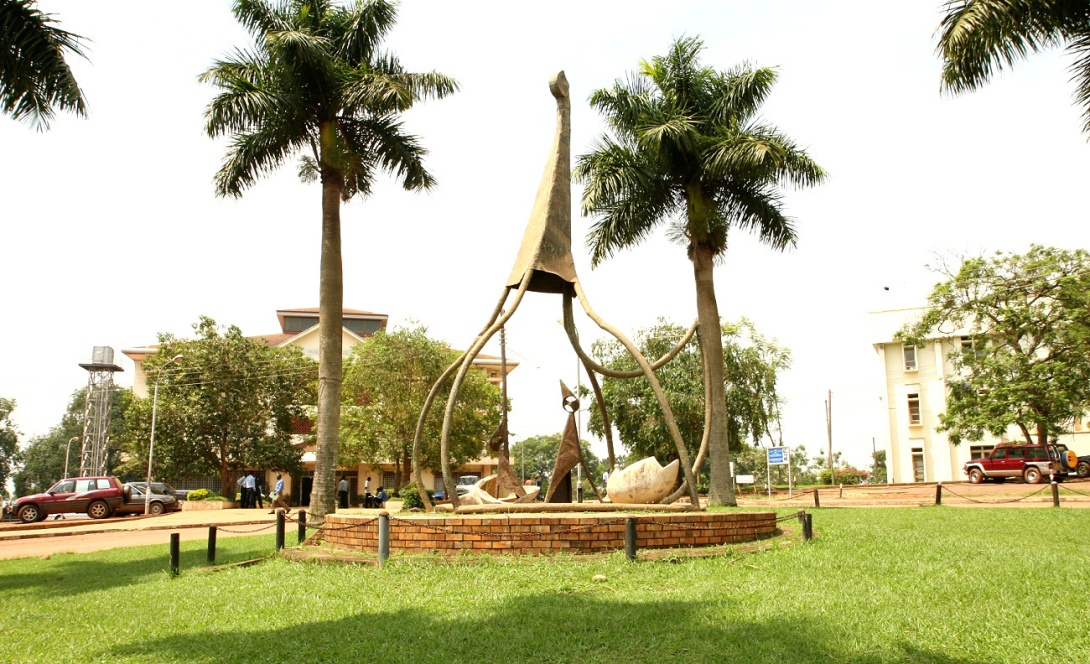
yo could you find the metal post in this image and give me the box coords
[275,510,285,551]
[207,526,217,563]
[935,482,942,506]
[297,510,307,545]
[146,354,182,515]
[813,489,820,508]
[378,512,390,566]
[64,436,78,479]
[839,483,843,499]
[1051,481,1060,508]
[624,517,637,561]
[802,513,813,541]
[169,533,180,576]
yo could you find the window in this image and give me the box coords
[344,319,383,336]
[907,392,921,425]
[903,345,918,371]
[283,316,317,332]
[1007,447,1025,459]
[382,472,396,490]
[960,336,974,354]
[969,445,994,460]
[911,447,925,482]
[1027,447,1046,460]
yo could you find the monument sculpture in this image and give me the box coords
[411,72,702,510]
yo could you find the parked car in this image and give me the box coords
[456,475,480,495]
[963,443,1072,484]
[1052,443,1090,479]
[115,483,180,516]
[125,481,190,501]
[6,477,124,523]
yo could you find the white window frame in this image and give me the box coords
[907,392,922,426]
[903,345,918,372]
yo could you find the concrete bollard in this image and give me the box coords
[275,510,285,551]
[936,482,943,506]
[813,489,820,508]
[1051,482,1060,508]
[297,510,307,545]
[378,512,390,566]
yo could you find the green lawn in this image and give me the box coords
[1,508,1088,663]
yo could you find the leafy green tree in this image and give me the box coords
[202,0,457,520]
[12,388,132,496]
[937,0,1090,135]
[509,433,602,497]
[870,449,887,484]
[901,246,1090,446]
[119,316,314,493]
[339,326,502,490]
[0,398,19,499]
[585,319,790,475]
[0,0,87,129]
[575,37,824,506]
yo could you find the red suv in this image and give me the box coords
[6,476,124,523]
[963,444,1074,484]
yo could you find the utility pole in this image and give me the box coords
[825,390,834,485]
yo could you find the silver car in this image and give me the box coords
[116,483,180,516]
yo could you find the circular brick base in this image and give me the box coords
[318,511,777,555]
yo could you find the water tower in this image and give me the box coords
[78,346,123,477]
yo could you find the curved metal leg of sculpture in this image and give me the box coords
[580,359,616,472]
[568,283,701,506]
[439,273,532,509]
[412,286,513,511]
[562,294,697,378]
[663,326,716,503]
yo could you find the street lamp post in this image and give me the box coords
[146,354,183,514]
[64,436,79,479]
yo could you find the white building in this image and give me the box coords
[871,307,1090,483]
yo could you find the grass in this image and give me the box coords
[1,508,1088,663]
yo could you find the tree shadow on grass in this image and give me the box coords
[105,594,988,664]
[0,539,274,599]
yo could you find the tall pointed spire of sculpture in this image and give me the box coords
[505,71,577,294]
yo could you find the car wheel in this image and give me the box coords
[87,500,111,519]
[17,504,41,523]
[149,501,165,515]
[1023,467,1043,484]
[1078,461,1090,479]
[968,469,984,484]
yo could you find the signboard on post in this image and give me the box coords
[765,446,793,499]
[767,447,788,465]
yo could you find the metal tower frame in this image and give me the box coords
[78,347,123,477]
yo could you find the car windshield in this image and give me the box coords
[156,483,178,494]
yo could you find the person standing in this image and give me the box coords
[338,475,349,509]
[253,473,265,509]
[269,473,290,514]
[364,476,372,508]
[243,472,257,509]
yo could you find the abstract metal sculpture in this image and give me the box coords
[411,72,701,509]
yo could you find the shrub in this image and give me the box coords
[819,467,871,485]
[185,489,231,501]
[398,483,435,510]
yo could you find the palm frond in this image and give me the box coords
[213,125,307,197]
[711,63,777,124]
[575,137,677,266]
[0,0,88,129]
[1066,32,1090,134]
[716,180,796,252]
[334,0,398,65]
[704,125,827,188]
[937,0,1074,95]
[232,0,292,39]
[338,114,435,192]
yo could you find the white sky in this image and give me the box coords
[3,1,1089,469]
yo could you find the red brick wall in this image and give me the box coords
[320,511,776,555]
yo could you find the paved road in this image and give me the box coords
[0,508,287,561]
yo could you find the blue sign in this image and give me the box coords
[767,447,788,466]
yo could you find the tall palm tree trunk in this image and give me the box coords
[692,244,736,506]
[312,164,344,520]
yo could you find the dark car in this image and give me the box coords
[115,483,180,516]
[125,481,190,501]
[6,477,124,523]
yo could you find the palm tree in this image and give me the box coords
[937,0,1090,135]
[0,0,87,130]
[202,0,457,521]
[575,36,824,506]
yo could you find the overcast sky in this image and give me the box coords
[3,1,1089,470]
